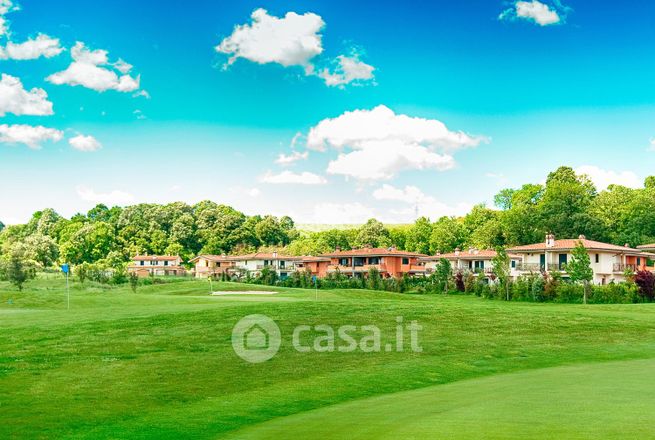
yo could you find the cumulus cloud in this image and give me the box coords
[575,165,641,191]
[0,124,63,149]
[318,53,375,87]
[47,42,140,93]
[69,134,101,152]
[306,105,487,180]
[0,0,18,37]
[499,1,567,26]
[0,34,64,60]
[217,8,375,87]
[76,185,135,205]
[310,202,376,224]
[261,170,327,185]
[373,184,472,220]
[275,150,308,165]
[0,73,53,116]
[217,8,324,70]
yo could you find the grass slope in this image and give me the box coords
[0,276,654,439]
[227,358,655,439]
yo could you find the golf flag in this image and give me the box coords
[61,264,70,274]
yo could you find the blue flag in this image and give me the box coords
[61,264,70,274]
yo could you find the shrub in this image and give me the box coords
[634,270,655,302]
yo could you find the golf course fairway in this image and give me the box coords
[227,358,655,439]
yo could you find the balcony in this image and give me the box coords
[515,263,567,272]
[613,263,638,273]
[328,264,388,273]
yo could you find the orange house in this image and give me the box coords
[320,247,426,278]
[298,256,331,278]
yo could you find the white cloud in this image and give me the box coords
[306,105,487,180]
[318,54,375,87]
[648,138,655,151]
[275,150,308,165]
[261,170,327,185]
[247,187,261,197]
[0,74,53,116]
[47,42,140,93]
[217,8,375,88]
[69,134,102,152]
[373,184,472,220]
[0,0,18,37]
[217,8,324,70]
[76,185,135,206]
[310,202,376,224]
[0,34,64,60]
[575,165,641,191]
[0,124,63,149]
[500,1,564,26]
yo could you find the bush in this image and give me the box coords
[634,270,655,302]
[554,283,584,303]
[590,282,640,304]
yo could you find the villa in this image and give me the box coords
[297,256,331,278]
[191,252,302,279]
[508,234,652,285]
[320,247,426,278]
[128,255,186,277]
[420,248,522,279]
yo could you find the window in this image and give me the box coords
[140,261,144,266]
[474,260,484,270]
[511,260,516,268]
[164,261,169,266]
[637,257,642,266]
[558,253,568,269]
[280,261,286,269]
[402,258,409,265]
[369,257,380,265]
[595,254,599,263]
[339,258,349,266]
[354,257,365,267]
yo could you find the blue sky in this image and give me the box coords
[1,0,654,224]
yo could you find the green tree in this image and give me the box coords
[1,244,37,291]
[492,248,511,301]
[567,241,593,304]
[24,234,59,268]
[129,272,139,293]
[434,258,452,292]
[354,219,391,248]
[429,217,467,254]
[405,217,432,254]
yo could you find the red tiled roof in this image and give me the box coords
[637,243,655,250]
[300,256,331,262]
[132,255,181,261]
[321,248,426,258]
[508,239,643,254]
[227,253,302,261]
[420,249,520,261]
[189,255,232,263]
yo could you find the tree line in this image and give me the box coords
[2,166,655,276]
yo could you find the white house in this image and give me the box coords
[128,255,186,277]
[191,252,301,279]
[508,234,651,285]
[420,248,522,280]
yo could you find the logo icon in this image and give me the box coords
[232,314,281,363]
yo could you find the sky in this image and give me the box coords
[1,0,655,225]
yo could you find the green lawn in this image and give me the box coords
[1,276,654,439]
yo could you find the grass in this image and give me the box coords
[1,275,654,439]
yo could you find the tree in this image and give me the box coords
[24,234,59,268]
[1,244,37,291]
[429,217,467,254]
[634,270,655,302]
[405,217,432,254]
[492,248,511,301]
[129,272,139,293]
[434,258,452,292]
[567,241,593,304]
[354,219,391,248]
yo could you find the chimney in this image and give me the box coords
[625,243,630,248]
[545,233,555,248]
[578,235,586,240]
[335,246,341,252]
[454,247,460,256]
[273,251,278,259]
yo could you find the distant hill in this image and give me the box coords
[296,223,410,232]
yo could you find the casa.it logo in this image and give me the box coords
[231,314,281,363]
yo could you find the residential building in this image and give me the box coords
[420,248,522,279]
[320,247,426,278]
[508,234,650,284]
[189,255,236,278]
[128,255,186,277]
[297,256,331,278]
[191,252,301,279]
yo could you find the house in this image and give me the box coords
[420,248,522,279]
[128,255,186,277]
[508,234,651,285]
[320,247,426,278]
[228,252,302,279]
[297,256,331,278]
[191,252,301,279]
[189,255,236,278]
